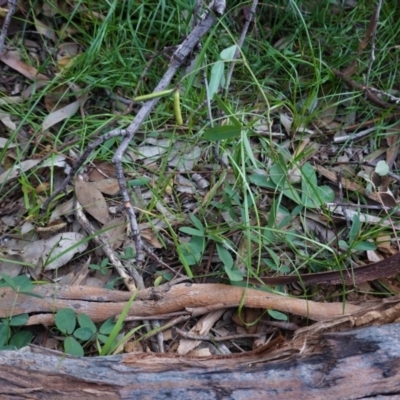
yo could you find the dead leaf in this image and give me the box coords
[42,98,86,131]
[21,232,88,271]
[90,178,120,195]
[75,177,110,224]
[0,52,49,82]
[0,159,42,185]
[178,309,225,355]
[88,161,117,181]
[102,217,126,250]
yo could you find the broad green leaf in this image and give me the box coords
[99,318,116,335]
[97,334,109,344]
[77,313,97,335]
[248,174,275,189]
[301,185,334,208]
[203,125,241,141]
[269,164,287,187]
[0,274,17,291]
[9,314,29,327]
[208,60,224,99]
[189,213,204,232]
[216,244,233,269]
[179,235,205,266]
[225,268,243,282]
[9,330,33,349]
[74,327,94,341]
[353,241,376,251]
[265,248,280,267]
[179,227,204,237]
[55,308,76,335]
[220,45,238,60]
[217,244,242,282]
[268,309,288,321]
[64,337,84,357]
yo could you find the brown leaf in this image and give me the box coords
[90,178,120,195]
[88,161,117,181]
[75,177,110,224]
[102,217,126,250]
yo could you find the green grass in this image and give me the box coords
[1,0,400,324]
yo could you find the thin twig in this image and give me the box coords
[333,127,377,143]
[224,0,258,93]
[0,0,17,56]
[365,0,383,87]
[111,4,224,269]
[74,196,141,291]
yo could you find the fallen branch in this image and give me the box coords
[0,283,361,326]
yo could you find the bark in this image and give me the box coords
[0,323,400,399]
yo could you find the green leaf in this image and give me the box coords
[301,162,318,186]
[55,308,76,335]
[268,309,288,321]
[64,337,84,357]
[9,314,29,327]
[269,164,302,204]
[178,236,205,266]
[0,322,11,347]
[300,163,335,208]
[208,60,224,99]
[203,125,241,141]
[99,318,116,335]
[97,334,109,344]
[9,330,34,348]
[216,244,233,269]
[179,227,204,237]
[100,258,109,268]
[74,327,94,341]
[128,177,151,187]
[248,174,275,189]
[375,160,389,176]
[220,45,238,60]
[265,248,280,268]
[77,313,97,335]
[217,244,242,282]
[189,214,204,232]
[353,241,376,251]
[0,274,17,291]
[348,214,360,243]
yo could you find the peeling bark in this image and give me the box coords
[0,323,400,399]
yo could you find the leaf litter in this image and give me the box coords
[1,0,400,360]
